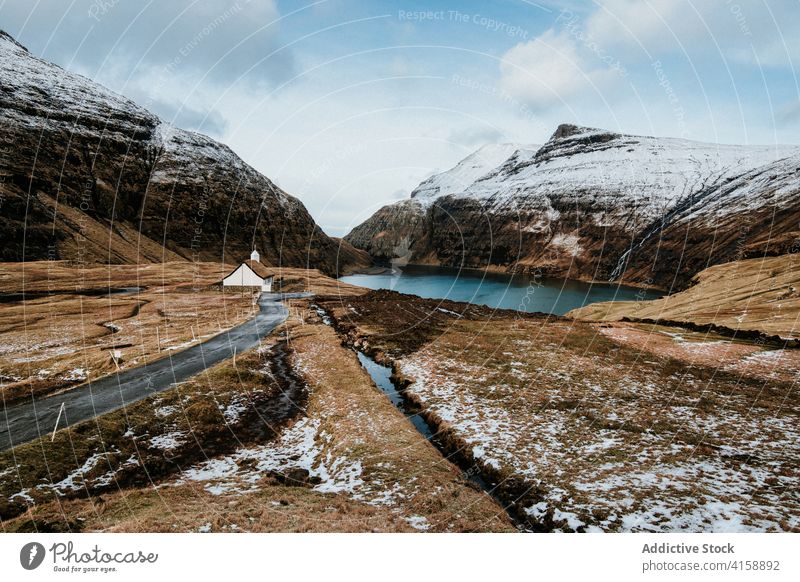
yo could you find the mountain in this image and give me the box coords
[410,143,537,206]
[0,31,369,275]
[346,124,800,290]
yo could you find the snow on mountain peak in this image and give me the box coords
[0,30,28,53]
[460,126,800,218]
[410,142,538,206]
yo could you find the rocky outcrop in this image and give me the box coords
[346,123,799,290]
[0,31,369,275]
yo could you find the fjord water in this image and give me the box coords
[340,265,659,316]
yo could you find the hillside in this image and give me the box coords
[346,124,799,289]
[0,31,369,275]
[568,253,800,339]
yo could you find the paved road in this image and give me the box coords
[0,293,309,451]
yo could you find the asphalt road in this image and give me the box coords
[0,293,306,451]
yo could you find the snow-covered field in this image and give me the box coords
[396,318,799,532]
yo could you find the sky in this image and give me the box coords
[2,0,799,236]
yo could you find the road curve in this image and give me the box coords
[0,293,307,451]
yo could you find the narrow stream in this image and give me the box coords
[355,351,436,441]
[355,351,498,504]
[312,302,524,528]
[248,341,309,441]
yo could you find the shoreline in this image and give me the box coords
[340,261,666,293]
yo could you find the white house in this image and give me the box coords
[222,250,274,292]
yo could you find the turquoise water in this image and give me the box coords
[339,265,659,316]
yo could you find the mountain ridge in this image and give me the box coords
[0,30,369,275]
[345,124,800,290]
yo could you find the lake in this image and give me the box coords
[339,265,660,316]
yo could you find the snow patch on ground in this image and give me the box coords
[398,339,799,532]
[64,368,89,381]
[149,431,187,451]
[221,399,248,423]
[405,515,431,531]
[176,418,364,498]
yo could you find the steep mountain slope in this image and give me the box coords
[346,143,539,263]
[618,152,800,287]
[346,124,799,289]
[410,143,534,206]
[0,31,369,275]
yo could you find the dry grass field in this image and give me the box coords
[164,305,514,532]
[1,286,512,532]
[0,340,306,525]
[269,267,366,297]
[0,262,257,404]
[0,262,366,405]
[3,260,797,532]
[569,253,800,338]
[318,290,799,532]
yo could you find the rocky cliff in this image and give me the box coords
[346,124,799,290]
[0,31,369,275]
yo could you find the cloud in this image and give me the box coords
[584,0,693,55]
[448,126,505,148]
[4,0,296,86]
[499,29,610,110]
[583,0,800,67]
[2,0,299,138]
[150,99,229,137]
[776,100,800,124]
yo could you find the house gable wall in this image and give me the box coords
[222,263,265,287]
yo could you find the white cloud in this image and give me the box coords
[5,0,294,85]
[499,29,611,110]
[776,100,800,124]
[584,0,800,67]
[585,0,694,55]
[448,125,505,148]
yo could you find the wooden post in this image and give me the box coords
[51,402,65,441]
[156,327,161,352]
[233,346,237,368]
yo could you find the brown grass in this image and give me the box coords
[0,332,417,532]
[0,342,304,524]
[320,290,800,532]
[280,305,515,531]
[270,267,366,297]
[569,253,800,338]
[3,480,414,533]
[0,284,256,404]
[0,288,515,532]
[0,263,359,404]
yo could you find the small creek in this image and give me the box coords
[314,303,494,482]
[355,351,436,441]
[313,303,525,527]
[354,350,503,516]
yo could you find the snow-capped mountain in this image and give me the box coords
[346,124,800,289]
[0,30,368,274]
[410,143,537,207]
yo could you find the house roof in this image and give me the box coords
[244,259,273,279]
[221,259,274,282]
